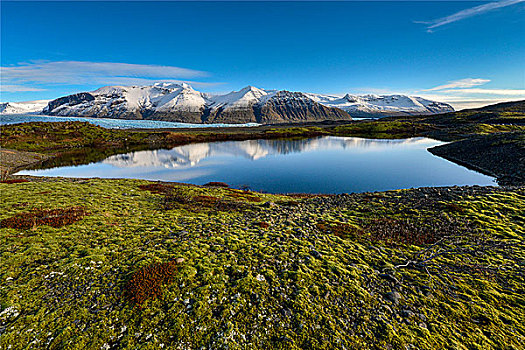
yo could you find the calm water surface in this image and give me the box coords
[17,136,496,193]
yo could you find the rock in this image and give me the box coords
[385,291,401,304]
[262,201,277,208]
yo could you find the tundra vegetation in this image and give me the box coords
[0,179,524,349]
[0,101,524,348]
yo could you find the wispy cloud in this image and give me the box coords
[422,77,525,97]
[347,78,524,110]
[419,77,525,109]
[1,85,47,92]
[417,93,520,110]
[1,60,215,92]
[418,0,525,32]
[439,88,525,96]
[423,78,491,91]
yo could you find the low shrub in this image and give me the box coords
[319,216,474,246]
[126,260,182,305]
[317,221,363,239]
[203,182,229,188]
[138,183,173,194]
[1,207,88,229]
[255,221,270,229]
[1,179,30,184]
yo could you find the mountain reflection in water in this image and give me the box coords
[103,137,432,169]
[18,136,496,193]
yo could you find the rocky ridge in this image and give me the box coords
[12,83,457,124]
[41,83,352,124]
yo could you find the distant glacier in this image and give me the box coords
[0,114,260,129]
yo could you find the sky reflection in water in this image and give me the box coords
[18,136,496,193]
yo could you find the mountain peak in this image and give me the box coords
[153,82,193,90]
[5,83,455,122]
[239,85,264,94]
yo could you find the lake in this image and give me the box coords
[17,136,496,193]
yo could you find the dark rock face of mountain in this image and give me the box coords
[43,86,352,124]
[43,93,95,114]
[256,91,351,123]
[204,107,260,124]
[202,91,351,124]
[148,111,206,124]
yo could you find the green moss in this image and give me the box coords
[333,121,432,139]
[0,121,161,153]
[0,179,523,349]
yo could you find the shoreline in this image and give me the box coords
[1,118,523,187]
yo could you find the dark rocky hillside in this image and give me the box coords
[419,100,525,125]
[257,91,351,123]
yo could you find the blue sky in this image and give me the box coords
[1,1,524,109]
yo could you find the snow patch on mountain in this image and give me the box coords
[0,100,49,114]
[210,86,275,110]
[6,83,453,122]
[43,83,209,118]
[305,93,454,117]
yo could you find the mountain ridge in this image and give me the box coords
[2,83,457,123]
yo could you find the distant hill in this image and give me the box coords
[306,93,454,117]
[419,100,525,125]
[0,100,50,115]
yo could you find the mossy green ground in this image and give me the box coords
[1,179,524,349]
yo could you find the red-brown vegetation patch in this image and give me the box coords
[361,218,436,245]
[193,195,220,204]
[126,260,181,305]
[1,179,30,184]
[203,181,229,188]
[317,221,364,239]
[138,183,173,194]
[319,216,474,246]
[1,207,88,229]
[255,221,271,229]
[285,193,335,198]
[442,202,466,213]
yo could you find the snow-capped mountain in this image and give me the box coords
[42,83,351,124]
[3,83,454,123]
[43,83,208,123]
[305,93,454,117]
[0,100,50,114]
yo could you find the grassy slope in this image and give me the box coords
[0,122,164,154]
[1,179,524,349]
